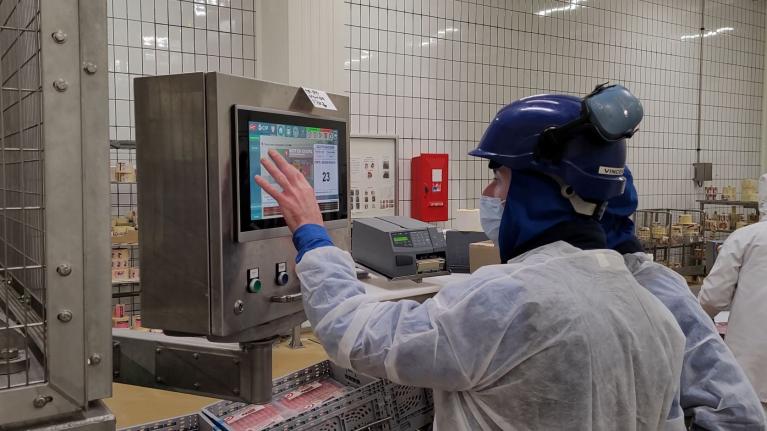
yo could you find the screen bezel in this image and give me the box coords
[233,105,348,242]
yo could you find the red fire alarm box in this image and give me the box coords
[411,153,449,222]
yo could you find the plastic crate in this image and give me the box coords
[381,383,434,431]
[203,360,393,431]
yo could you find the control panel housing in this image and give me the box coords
[135,73,350,343]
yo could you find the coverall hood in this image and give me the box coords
[498,171,596,261]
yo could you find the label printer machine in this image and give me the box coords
[352,216,448,280]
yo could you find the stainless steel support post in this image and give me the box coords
[241,339,275,404]
[288,325,304,349]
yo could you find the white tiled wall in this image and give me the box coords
[107,0,765,224]
[346,0,766,224]
[701,0,764,189]
[107,0,258,141]
[258,0,348,95]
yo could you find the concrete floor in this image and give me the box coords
[105,334,329,429]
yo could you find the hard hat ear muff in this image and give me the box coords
[535,120,586,164]
[534,127,566,164]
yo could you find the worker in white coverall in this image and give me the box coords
[255,85,685,430]
[699,173,767,415]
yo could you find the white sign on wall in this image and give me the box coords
[349,136,398,218]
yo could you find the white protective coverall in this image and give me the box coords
[699,173,767,404]
[297,241,685,430]
[625,253,766,430]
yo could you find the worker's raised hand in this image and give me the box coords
[255,149,324,232]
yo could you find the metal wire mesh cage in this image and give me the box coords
[0,0,112,427]
[0,0,46,390]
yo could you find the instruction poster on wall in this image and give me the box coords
[349,136,397,218]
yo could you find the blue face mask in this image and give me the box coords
[480,196,505,245]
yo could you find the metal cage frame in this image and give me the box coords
[0,0,111,427]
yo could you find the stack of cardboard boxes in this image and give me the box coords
[111,248,139,283]
[111,209,138,244]
[110,161,136,183]
[112,304,141,329]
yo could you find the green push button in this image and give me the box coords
[247,278,262,293]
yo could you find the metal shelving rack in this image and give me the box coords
[695,200,761,274]
[634,209,707,277]
[697,199,761,234]
[110,140,140,321]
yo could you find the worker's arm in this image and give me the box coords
[698,233,746,318]
[292,230,512,391]
[627,256,766,430]
[296,244,521,391]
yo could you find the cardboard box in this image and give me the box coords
[112,216,132,227]
[112,259,129,269]
[118,171,136,182]
[116,162,134,173]
[112,316,130,328]
[128,267,140,280]
[111,229,138,244]
[112,248,131,260]
[469,240,501,272]
[112,268,130,281]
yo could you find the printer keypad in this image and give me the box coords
[411,231,432,248]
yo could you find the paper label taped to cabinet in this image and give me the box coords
[302,87,337,111]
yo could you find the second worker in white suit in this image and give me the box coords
[700,173,767,415]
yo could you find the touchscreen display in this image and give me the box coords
[248,122,340,220]
[235,106,347,237]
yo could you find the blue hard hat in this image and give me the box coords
[469,85,642,204]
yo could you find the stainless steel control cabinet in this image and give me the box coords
[135,73,350,343]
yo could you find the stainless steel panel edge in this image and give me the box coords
[135,73,211,335]
[41,0,87,406]
[78,0,112,402]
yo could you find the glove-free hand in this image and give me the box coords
[255,149,324,232]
